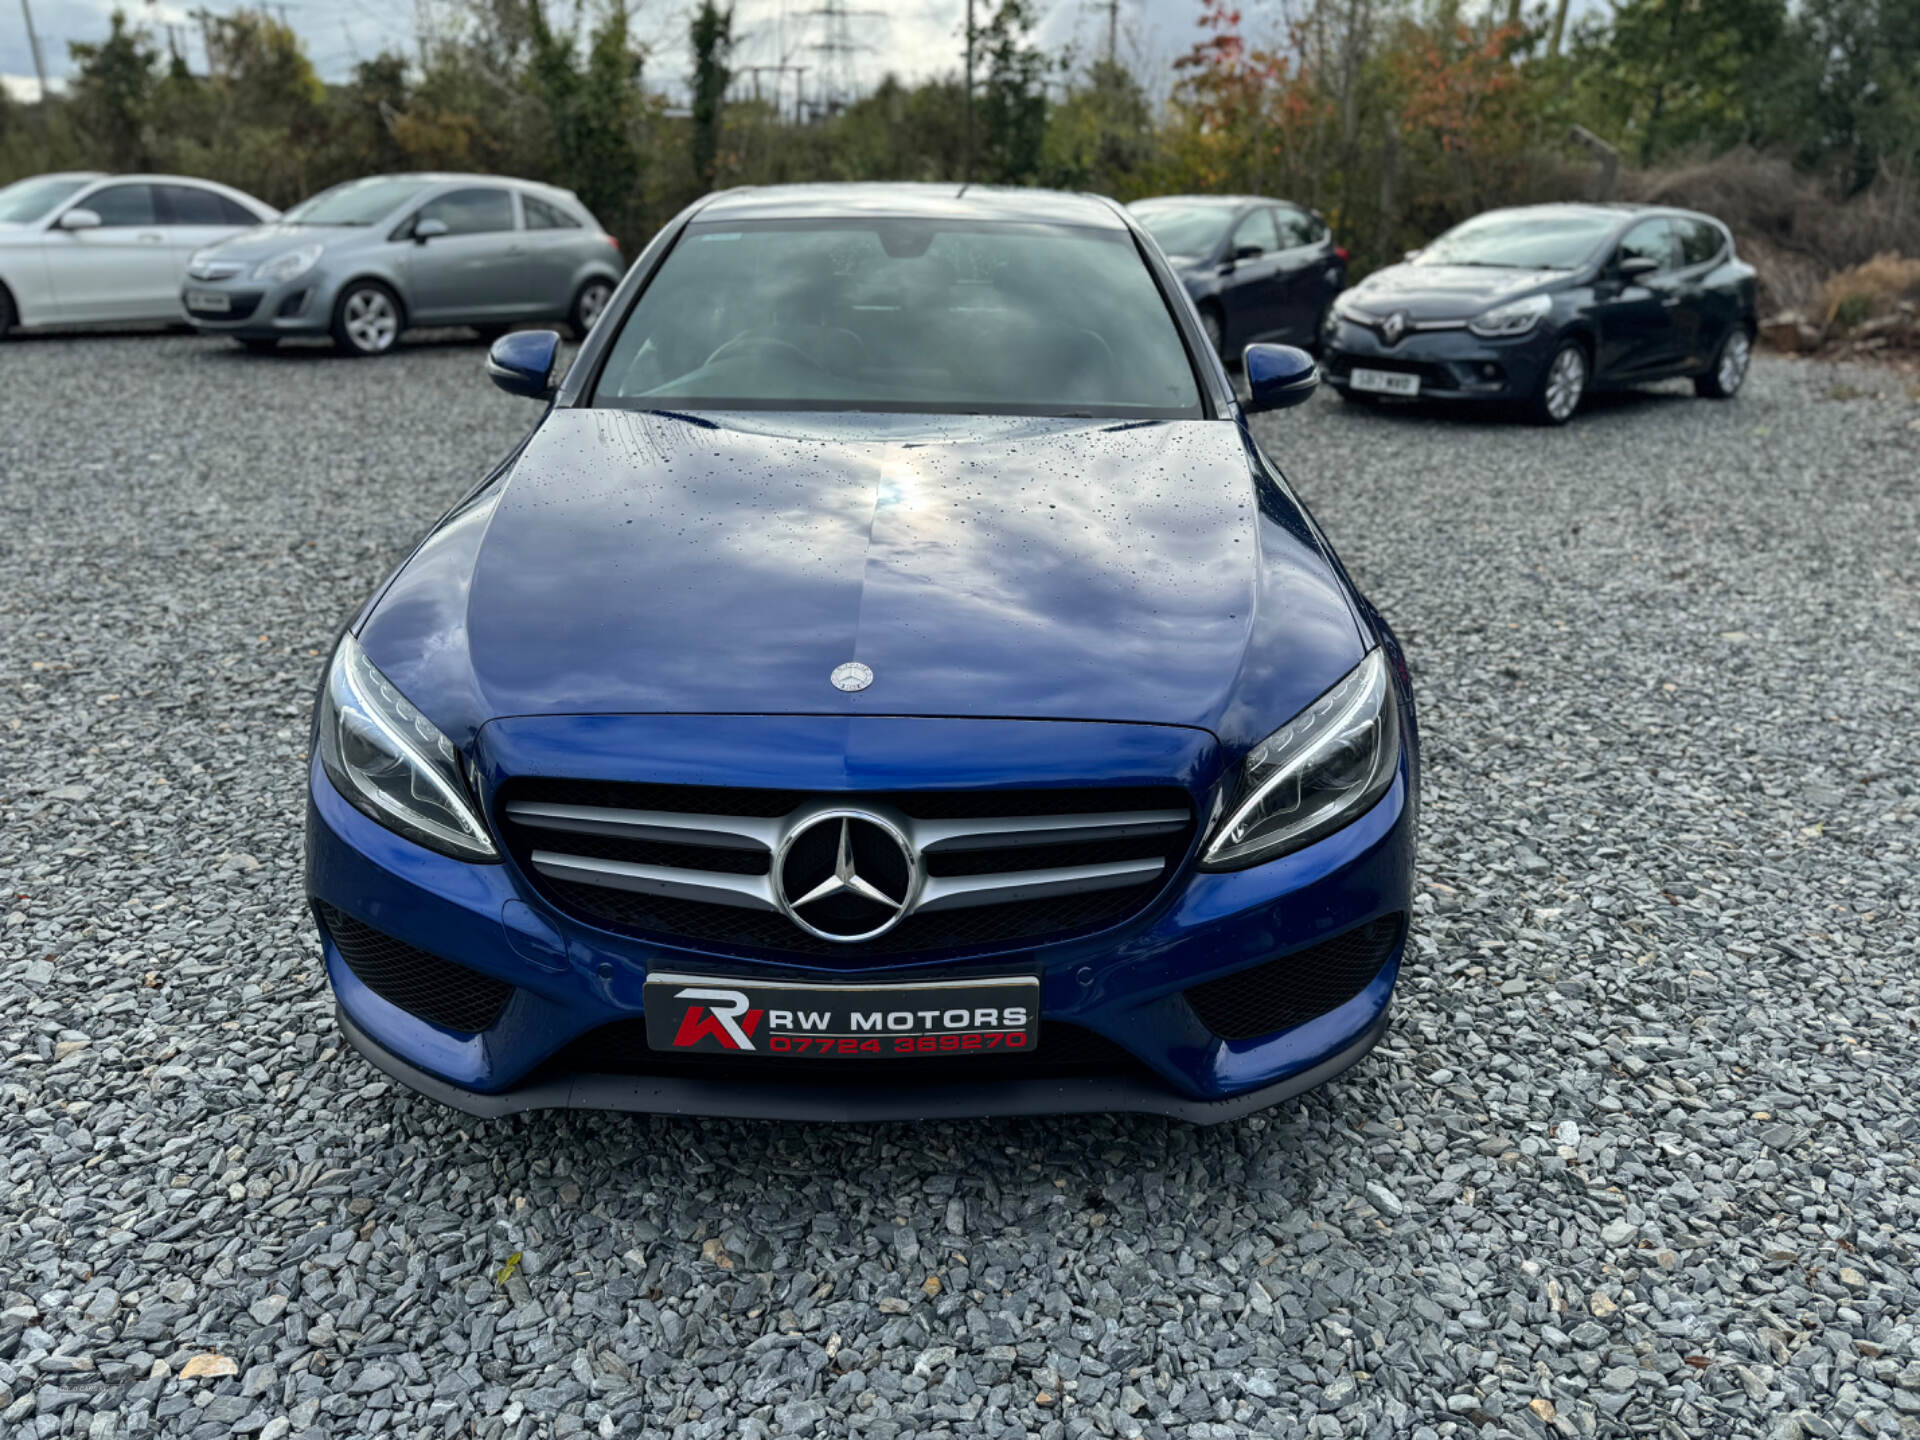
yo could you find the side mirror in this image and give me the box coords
[414,218,448,244]
[1403,249,1422,262]
[1616,255,1659,280]
[1242,343,1319,414]
[486,329,561,401]
[57,208,102,232]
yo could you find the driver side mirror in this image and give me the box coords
[486,330,561,401]
[1243,343,1319,414]
[413,218,448,244]
[57,208,102,232]
[1615,255,1659,280]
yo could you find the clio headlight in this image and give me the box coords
[1468,293,1552,337]
[254,244,322,283]
[1200,649,1401,869]
[316,636,497,860]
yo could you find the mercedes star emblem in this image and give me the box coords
[830,661,874,692]
[775,811,919,942]
[1380,310,1409,345]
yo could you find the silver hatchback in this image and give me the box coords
[180,173,625,356]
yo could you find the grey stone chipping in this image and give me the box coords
[2,335,1917,1439]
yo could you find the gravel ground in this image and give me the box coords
[3,333,1918,1440]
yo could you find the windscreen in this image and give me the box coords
[283,177,432,226]
[1417,211,1618,269]
[0,177,91,224]
[592,219,1204,418]
[1130,201,1237,259]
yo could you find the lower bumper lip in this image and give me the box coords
[332,999,1393,1124]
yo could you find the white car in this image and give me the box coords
[0,172,279,337]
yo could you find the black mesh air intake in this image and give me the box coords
[1185,914,1406,1041]
[317,901,513,1034]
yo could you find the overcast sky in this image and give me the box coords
[6,0,1238,107]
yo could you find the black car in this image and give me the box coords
[1130,194,1348,358]
[1319,203,1758,424]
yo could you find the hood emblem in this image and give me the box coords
[1380,310,1409,345]
[776,812,919,942]
[830,661,874,692]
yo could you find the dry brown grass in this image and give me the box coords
[1817,253,1920,328]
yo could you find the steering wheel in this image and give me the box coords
[705,331,823,370]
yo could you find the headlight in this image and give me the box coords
[1200,649,1401,869]
[1331,291,1365,321]
[316,636,497,860]
[253,244,323,283]
[1468,293,1552,337]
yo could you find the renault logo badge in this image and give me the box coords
[1380,311,1409,345]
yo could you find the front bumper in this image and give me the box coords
[181,272,339,338]
[1321,317,1558,401]
[308,714,1417,1123]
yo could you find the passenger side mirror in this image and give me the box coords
[486,330,561,401]
[1615,255,1659,280]
[1242,343,1319,414]
[414,218,448,244]
[57,208,102,232]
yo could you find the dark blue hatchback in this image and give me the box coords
[307,183,1418,1123]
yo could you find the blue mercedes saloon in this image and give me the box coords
[307,183,1418,1123]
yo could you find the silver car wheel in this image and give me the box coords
[343,289,399,354]
[578,282,612,332]
[1544,345,1586,422]
[1718,330,1750,393]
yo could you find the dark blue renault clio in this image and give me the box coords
[307,183,1418,1123]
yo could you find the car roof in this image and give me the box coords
[692,183,1129,229]
[1131,194,1294,209]
[1483,201,1725,228]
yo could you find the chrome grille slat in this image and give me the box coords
[528,851,778,910]
[505,799,779,852]
[910,810,1189,852]
[916,857,1166,912]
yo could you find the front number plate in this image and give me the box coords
[1351,367,1420,396]
[186,290,231,313]
[644,972,1041,1059]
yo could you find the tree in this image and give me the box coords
[1043,60,1154,196]
[1762,0,1920,189]
[67,11,159,171]
[1571,0,1787,165]
[689,0,733,192]
[977,0,1050,185]
[526,0,649,226]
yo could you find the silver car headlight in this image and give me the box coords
[317,636,497,860]
[254,244,323,284]
[1331,291,1366,322]
[1468,293,1551,337]
[1200,649,1401,869]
